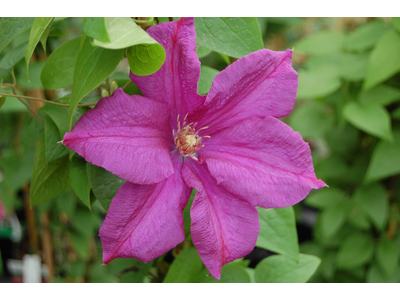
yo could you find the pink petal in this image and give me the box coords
[63,88,174,185]
[130,17,206,126]
[100,151,191,264]
[189,49,298,135]
[198,116,326,209]
[182,161,259,279]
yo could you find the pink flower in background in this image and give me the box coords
[63,17,325,279]
[0,199,6,221]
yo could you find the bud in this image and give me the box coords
[101,89,109,98]
[111,81,118,93]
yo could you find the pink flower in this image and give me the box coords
[0,199,6,221]
[63,17,325,279]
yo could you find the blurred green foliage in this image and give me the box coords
[1,17,400,283]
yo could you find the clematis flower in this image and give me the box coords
[0,199,5,221]
[63,17,325,279]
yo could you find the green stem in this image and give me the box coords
[9,68,44,123]
[0,93,97,107]
[105,77,111,95]
[134,17,154,24]
[122,81,132,90]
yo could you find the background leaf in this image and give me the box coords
[337,232,374,269]
[343,102,392,141]
[0,17,34,54]
[86,163,125,211]
[256,207,299,261]
[41,37,81,89]
[294,32,344,56]
[93,17,158,49]
[30,135,70,206]
[365,130,400,182]
[163,248,203,283]
[255,254,321,283]
[69,156,91,209]
[127,43,166,76]
[25,17,54,77]
[195,17,263,58]
[82,17,110,43]
[363,29,400,90]
[68,38,124,128]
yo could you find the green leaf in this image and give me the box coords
[40,105,69,137]
[183,189,196,235]
[195,17,263,58]
[196,45,212,58]
[72,208,99,237]
[40,19,53,53]
[71,233,89,259]
[392,17,400,33]
[376,239,400,277]
[69,156,91,209]
[297,69,341,100]
[127,43,166,76]
[163,248,203,283]
[353,183,388,230]
[82,17,110,43]
[294,32,344,56]
[289,101,335,138]
[305,187,346,209]
[367,264,400,283]
[364,29,400,90]
[68,38,124,128]
[0,42,27,70]
[0,97,5,109]
[86,163,125,211]
[195,263,250,283]
[337,232,374,269]
[30,135,70,206]
[197,66,219,95]
[358,84,400,106]
[255,254,321,283]
[55,191,77,218]
[0,17,34,54]
[339,53,369,81]
[25,17,54,78]
[318,202,348,238]
[40,37,81,89]
[343,102,392,141]
[44,116,68,162]
[365,130,400,182]
[344,20,389,51]
[93,17,158,49]
[256,207,299,261]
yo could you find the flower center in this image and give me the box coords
[173,114,210,161]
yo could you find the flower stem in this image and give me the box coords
[122,81,132,90]
[133,17,154,24]
[9,68,44,123]
[0,93,97,107]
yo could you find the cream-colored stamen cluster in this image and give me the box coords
[173,114,210,161]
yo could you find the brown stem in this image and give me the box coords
[122,81,132,90]
[23,185,39,253]
[40,213,55,281]
[0,93,97,107]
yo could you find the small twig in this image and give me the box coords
[0,93,97,107]
[9,69,44,123]
[122,81,132,90]
[105,77,111,95]
[133,17,154,24]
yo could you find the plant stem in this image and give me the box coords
[122,81,132,90]
[134,17,154,24]
[0,93,97,107]
[9,68,45,123]
[106,77,111,95]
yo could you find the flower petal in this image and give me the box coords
[199,116,326,209]
[100,151,191,264]
[130,17,206,125]
[182,161,259,279]
[190,49,298,135]
[63,88,174,185]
